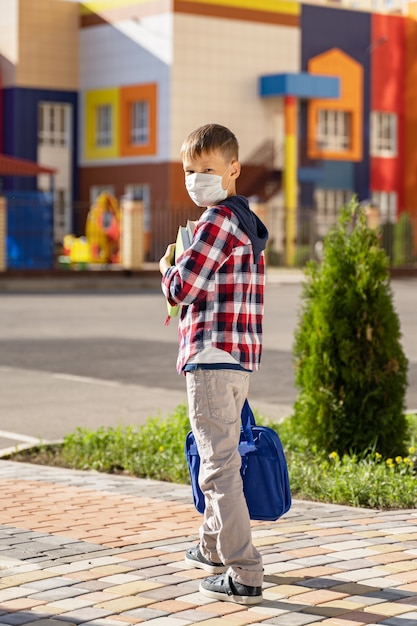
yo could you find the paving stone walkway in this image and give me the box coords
[0,461,417,625]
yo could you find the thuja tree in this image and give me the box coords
[293,199,408,458]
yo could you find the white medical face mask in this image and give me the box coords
[185,166,230,207]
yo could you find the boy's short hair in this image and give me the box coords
[181,123,239,162]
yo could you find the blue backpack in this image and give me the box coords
[185,399,291,521]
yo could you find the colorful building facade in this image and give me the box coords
[0,0,416,263]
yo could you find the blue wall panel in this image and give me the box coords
[260,72,340,99]
[300,5,371,201]
[319,161,354,190]
[1,87,78,198]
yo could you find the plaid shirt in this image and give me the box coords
[161,205,265,373]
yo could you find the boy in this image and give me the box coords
[159,123,268,605]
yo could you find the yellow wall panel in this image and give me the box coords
[85,88,120,160]
[80,0,299,15]
[180,0,299,16]
[80,0,157,13]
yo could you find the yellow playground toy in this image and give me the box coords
[61,191,121,267]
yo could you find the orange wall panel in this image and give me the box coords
[307,48,363,162]
[120,84,157,157]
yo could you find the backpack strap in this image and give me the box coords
[239,400,256,452]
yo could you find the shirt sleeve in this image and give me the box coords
[161,207,240,306]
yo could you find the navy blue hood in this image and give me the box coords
[221,195,268,263]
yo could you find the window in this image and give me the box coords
[130,101,149,145]
[38,103,70,147]
[96,105,112,147]
[85,88,118,159]
[315,189,352,237]
[317,110,351,152]
[371,112,397,157]
[124,184,149,202]
[54,189,71,242]
[90,185,115,205]
[125,184,151,232]
[371,191,397,223]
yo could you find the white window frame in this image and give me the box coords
[370,112,397,157]
[54,188,72,242]
[38,102,71,147]
[316,110,351,152]
[90,185,115,205]
[125,184,151,231]
[371,191,397,223]
[96,104,112,147]
[315,188,353,237]
[124,184,149,202]
[130,101,149,145]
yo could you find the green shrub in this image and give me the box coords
[292,199,408,458]
[294,245,311,267]
[266,243,283,267]
[380,222,394,264]
[393,212,415,267]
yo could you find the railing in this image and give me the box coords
[2,198,417,271]
[141,202,417,270]
[3,191,54,270]
[264,204,417,268]
[239,139,283,201]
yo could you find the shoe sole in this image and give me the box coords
[184,555,227,574]
[199,582,263,605]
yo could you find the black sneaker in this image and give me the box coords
[199,573,263,605]
[184,545,227,574]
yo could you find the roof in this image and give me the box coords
[0,154,56,176]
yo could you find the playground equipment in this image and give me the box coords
[61,191,121,267]
[86,191,120,263]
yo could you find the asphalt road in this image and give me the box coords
[0,277,416,452]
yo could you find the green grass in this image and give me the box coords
[60,404,191,484]
[276,408,417,509]
[8,405,417,510]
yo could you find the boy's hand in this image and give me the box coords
[159,243,176,275]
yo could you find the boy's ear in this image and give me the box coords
[230,159,241,179]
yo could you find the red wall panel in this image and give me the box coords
[371,14,405,211]
[371,157,397,191]
[372,15,405,111]
[404,8,417,215]
[0,69,2,153]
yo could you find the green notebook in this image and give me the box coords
[166,221,195,318]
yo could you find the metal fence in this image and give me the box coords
[5,191,54,270]
[3,198,417,271]
[146,203,417,269]
[262,204,417,269]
